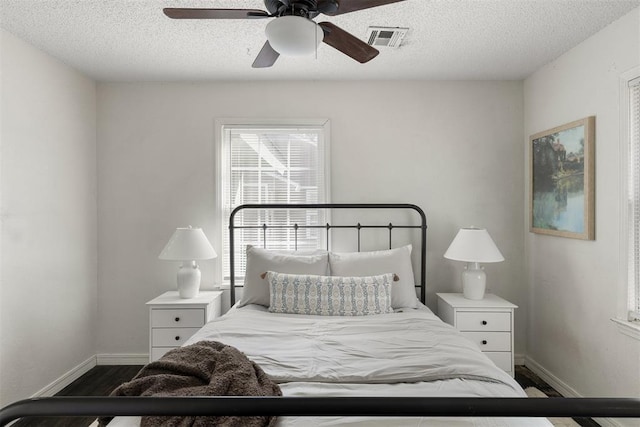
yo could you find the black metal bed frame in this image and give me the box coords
[1,396,639,424]
[1,203,639,424]
[229,203,428,306]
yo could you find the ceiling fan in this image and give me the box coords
[163,0,407,68]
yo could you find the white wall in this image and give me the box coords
[524,6,640,418]
[0,29,97,405]
[0,4,637,412]
[96,81,525,356]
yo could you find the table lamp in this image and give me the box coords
[159,226,217,299]
[444,227,504,300]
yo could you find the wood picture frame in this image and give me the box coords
[529,116,595,240]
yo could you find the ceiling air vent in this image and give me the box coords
[365,26,409,49]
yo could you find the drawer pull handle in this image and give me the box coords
[482,320,488,325]
[175,336,180,341]
[482,340,488,345]
[175,317,180,322]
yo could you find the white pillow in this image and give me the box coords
[267,271,394,316]
[238,246,329,308]
[329,245,418,309]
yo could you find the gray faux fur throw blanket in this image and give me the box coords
[99,340,282,427]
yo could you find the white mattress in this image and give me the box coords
[108,304,553,427]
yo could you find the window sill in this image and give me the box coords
[611,318,640,341]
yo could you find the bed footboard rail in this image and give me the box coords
[2,396,640,425]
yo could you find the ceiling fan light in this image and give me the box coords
[265,16,324,56]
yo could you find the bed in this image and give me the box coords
[108,305,551,427]
[1,204,639,426]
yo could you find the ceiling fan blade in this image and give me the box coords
[163,8,270,19]
[252,41,280,68]
[318,22,379,63]
[324,0,407,16]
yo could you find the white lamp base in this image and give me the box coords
[177,261,201,299]
[462,262,486,300]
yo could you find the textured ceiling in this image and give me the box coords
[0,0,638,82]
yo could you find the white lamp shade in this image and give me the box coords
[158,226,217,261]
[265,16,324,56]
[444,227,504,263]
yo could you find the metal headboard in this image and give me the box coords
[229,203,428,306]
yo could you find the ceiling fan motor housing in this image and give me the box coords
[264,0,339,18]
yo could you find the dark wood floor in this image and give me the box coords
[514,366,600,427]
[13,365,143,427]
[13,365,599,426]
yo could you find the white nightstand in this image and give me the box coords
[146,291,223,362]
[436,293,517,376]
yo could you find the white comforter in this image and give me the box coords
[108,305,553,427]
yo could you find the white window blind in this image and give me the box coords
[628,76,640,321]
[221,124,329,282]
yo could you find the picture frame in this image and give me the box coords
[529,116,595,240]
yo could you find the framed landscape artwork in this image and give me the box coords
[529,116,595,240]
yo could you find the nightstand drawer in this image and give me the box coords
[456,312,510,332]
[152,327,200,347]
[484,351,512,372]
[151,308,205,328]
[461,331,511,351]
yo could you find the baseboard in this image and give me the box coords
[96,353,148,365]
[523,356,583,397]
[31,355,97,397]
[524,356,623,427]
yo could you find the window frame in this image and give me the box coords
[616,66,640,340]
[213,118,331,285]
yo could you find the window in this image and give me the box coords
[627,75,640,321]
[216,119,330,283]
